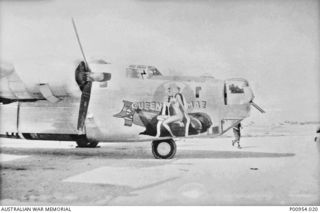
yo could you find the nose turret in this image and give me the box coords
[224,78,265,113]
[224,78,252,105]
[243,84,255,104]
[244,82,265,113]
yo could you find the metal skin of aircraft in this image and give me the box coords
[0,20,265,159]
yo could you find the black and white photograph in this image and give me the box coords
[0,0,319,209]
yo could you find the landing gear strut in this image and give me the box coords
[73,135,99,148]
[152,139,176,159]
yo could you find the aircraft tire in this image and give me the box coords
[74,135,99,148]
[152,139,176,159]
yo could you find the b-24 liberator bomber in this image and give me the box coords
[0,19,265,159]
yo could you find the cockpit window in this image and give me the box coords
[126,65,162,79]
[229,84,244,93]
[224,79,252,105]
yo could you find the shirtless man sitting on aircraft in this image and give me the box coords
[156,86,189,137]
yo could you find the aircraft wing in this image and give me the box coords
[0,62,69,103]
[0,62,36,101]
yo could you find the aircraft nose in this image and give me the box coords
[243,86,255,103]
[245,86,265,113]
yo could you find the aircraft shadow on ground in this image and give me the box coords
[176,150,295,159]
[0,147,295,159]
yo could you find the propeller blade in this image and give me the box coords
[71,18,89,69]
[251,101,266,113]
[77,81,92,133]
[72,19,111,133]
[72,18,93,133]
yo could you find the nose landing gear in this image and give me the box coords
[152,139,177,159]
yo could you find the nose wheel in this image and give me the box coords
[152,139,176,159]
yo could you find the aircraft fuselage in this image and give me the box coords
[0,65,253,142]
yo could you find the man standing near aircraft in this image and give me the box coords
[232,123,242,148]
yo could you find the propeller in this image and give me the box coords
[250,101,266,113]
[72,18,112,134]
[71,18,93,134]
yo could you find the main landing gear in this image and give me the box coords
[73,135,99,148]
[152,139,177,159]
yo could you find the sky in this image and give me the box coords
[0,0,319,123]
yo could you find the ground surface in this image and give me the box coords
[0,134,319,206]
